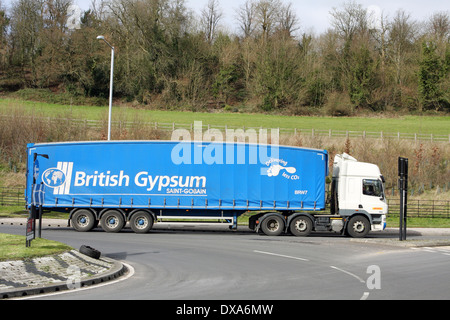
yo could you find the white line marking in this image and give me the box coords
[330,265,365,283]
[253,250,309,261]
[360,292,370,300]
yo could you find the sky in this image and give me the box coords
[2,0,449,35]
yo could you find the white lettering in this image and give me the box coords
[118,171,129,186]
[190,176,206,188]
[74,170,207,193]
[74,171,129,187]
[147,175,158,191]
[158,176,171,191]
[176,304,210,317]
[135,171,148,187]
[74,172,85,186]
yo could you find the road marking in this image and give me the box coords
[253,251,372,299]
[411,246,450,257]
[360,292,370,300]
[253,250,309,261]
[12,262,135,300]
[330,265,365,283]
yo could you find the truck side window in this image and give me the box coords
[363,179,383,197]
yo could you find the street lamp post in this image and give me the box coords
[97,35,114,141]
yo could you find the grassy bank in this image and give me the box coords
[0,233,72,261]
[1,97,449,135]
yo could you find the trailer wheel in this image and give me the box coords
[130,211,154,233]
[71,209,96,232]
[100,210,125,233]
[347,216,370,238]
[261,215,284,236]
[289,215,313,236]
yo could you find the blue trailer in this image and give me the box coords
[25,141,386,237]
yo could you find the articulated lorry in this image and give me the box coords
[25,141,387,238]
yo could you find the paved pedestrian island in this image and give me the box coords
[0,249,125,299]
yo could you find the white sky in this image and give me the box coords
[3,0,449,34]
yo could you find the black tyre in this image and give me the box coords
[347,215,370,238]
[100,210,125,233]
[71,209,96,232]
[80,245,101,259]
[130,211,154,233]
[289,215,313,236]
[260,215,285,236]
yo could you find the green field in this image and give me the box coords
[1,98,449,135]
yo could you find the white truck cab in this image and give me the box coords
[331,153,387,236]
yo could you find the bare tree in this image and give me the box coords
[0,0,9,68]
[277,2,299,37]
[388,9,418,86]
[427,11,450,41]
[201,0,222,43]
[236,0,298,39]
[254,0,281,40]
[9,0,45,83]
[236,0,256,38]
[426,11,450,56]
[44,0,72,32]
[330,1,369,41]
[90,0,108,21]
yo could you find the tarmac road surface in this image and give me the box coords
[1,219,450,300]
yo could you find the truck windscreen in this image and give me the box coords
[362,179,384,198]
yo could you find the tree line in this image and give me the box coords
[0,0,449,114]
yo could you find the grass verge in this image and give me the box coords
[386,215,450,228]
[0,206,69,219]
[0,233,72,261]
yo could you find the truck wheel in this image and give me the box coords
[289,215,313,236]
[100,210,125,233]
[71,209,96,232]
[347,216,370,238]
[261,215,284,236]
[130,211,154,233]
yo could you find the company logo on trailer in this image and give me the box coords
[264,158,308,195]
[42,168,65,187]
[264,158,298,180]
[42,162,73,195]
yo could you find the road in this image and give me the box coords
[1,223,450,300]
